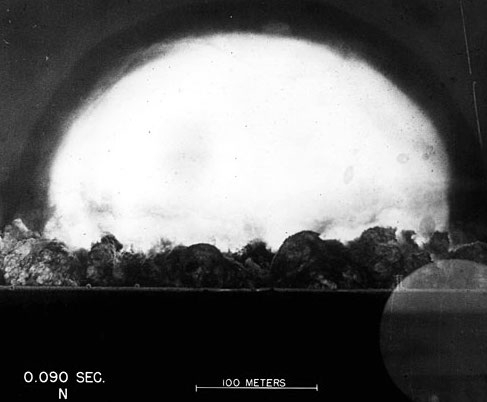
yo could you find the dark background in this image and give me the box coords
[1,1,487,400]
[0,289,406,401]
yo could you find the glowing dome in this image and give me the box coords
[45,33,450,251]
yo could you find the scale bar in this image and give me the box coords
[195,385,318,392]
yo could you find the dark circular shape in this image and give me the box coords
[3,0,486,238]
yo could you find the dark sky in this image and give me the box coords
[0,0,486,234]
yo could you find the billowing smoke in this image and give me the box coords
[45,33,450,251]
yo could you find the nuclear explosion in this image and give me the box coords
[43,33,450,252]
[0,31,484,290]
[2,1,487,401]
